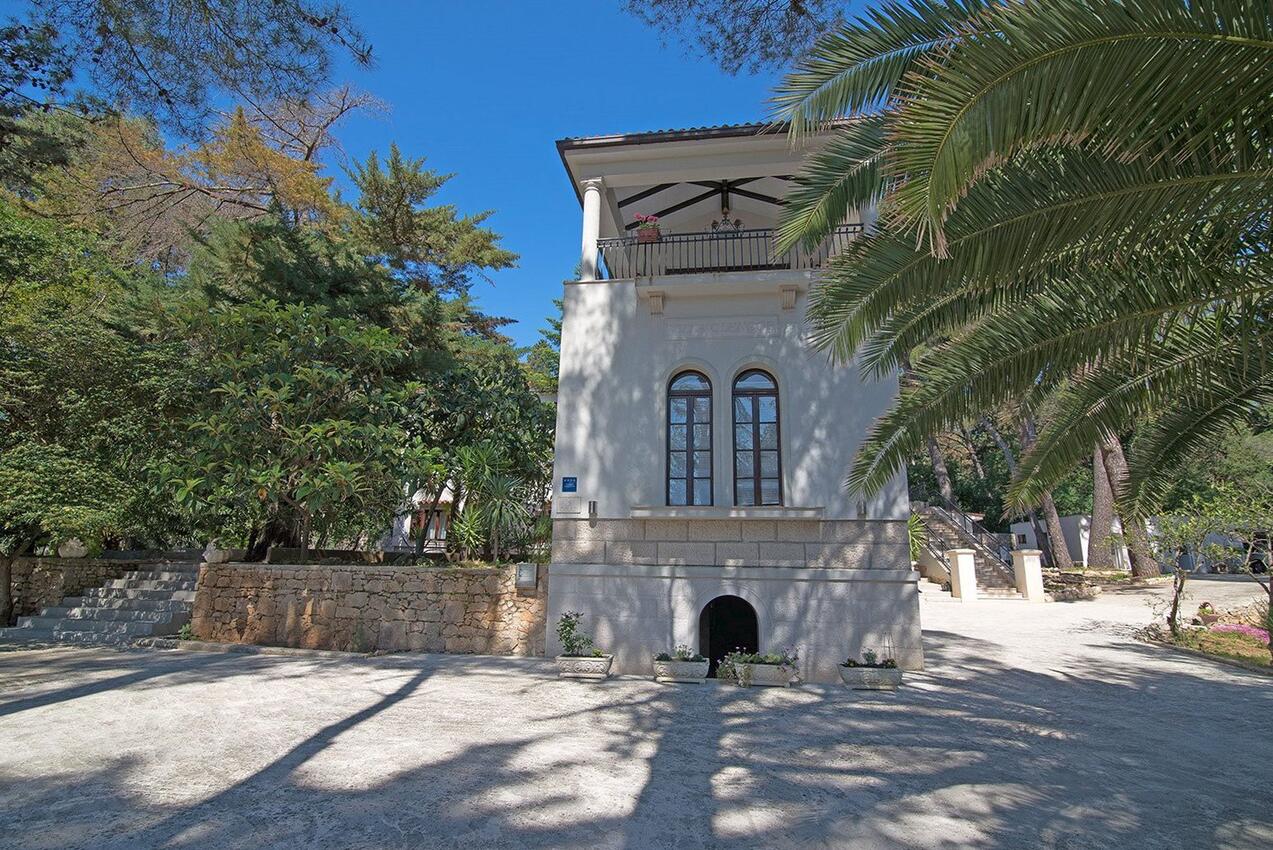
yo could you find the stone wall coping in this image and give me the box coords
[213,561,518,576]
[549,563,919,584]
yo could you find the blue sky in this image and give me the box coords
[326,1,785,348]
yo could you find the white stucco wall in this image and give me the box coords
[551,274,907,521]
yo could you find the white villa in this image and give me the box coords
[546,123,922,682]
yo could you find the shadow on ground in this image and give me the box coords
[0,631,1269,850]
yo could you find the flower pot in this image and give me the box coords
[733,662,793,687]
[1200,613,1222,625]
[556,654,613,680]
[839,666,903,690]
[637,227,661,244]
[652,659,709,683]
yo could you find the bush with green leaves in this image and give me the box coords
[654,645,707,663]
[556,611,603,658]
[169,299,433,559]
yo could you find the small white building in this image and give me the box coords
[546,123,921,682]
[1010,516,1132,570]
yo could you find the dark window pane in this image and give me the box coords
[693,450,711,473]
[670,398,688,424]
[693,479,711,505]
[670,424,687,450]
[734,370,776,391]
[758,396,777,423]
[760,451,779,477]
[693,397,711,421]
[733,397,752,423]
[668,479,688,506]
[693,424,711,448]
[735,425,753,450]
[758,423,778,449]
[735,452,753,476]
[671,372,710,392]
[735,482,755,506]
[760,478,781,505]
[669,451,686,477]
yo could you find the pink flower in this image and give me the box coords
[1211,623,1270,642]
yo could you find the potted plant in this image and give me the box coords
[717,648,798,687]
[652,645,709,683]
[1197,602,1222,625]
[634,213,661,243]
[839,649,903,690]
[554,611,613,680]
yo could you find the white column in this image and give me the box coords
[1011,549,1046,602]
[946,549,978,601]
[579,178,604,281]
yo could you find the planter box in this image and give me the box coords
[733,663,793,687]
[653,659,709,683]
[839,666,903,690]
[556,654,613,680]
[637,228,661,244]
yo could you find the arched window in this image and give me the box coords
[667,371,712,506]
[732,370,782,506]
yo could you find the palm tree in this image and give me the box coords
[772,0,1272,552]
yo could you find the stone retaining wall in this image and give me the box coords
[551,518,908,569]
[191,563,547,655]
[9,557,146,617]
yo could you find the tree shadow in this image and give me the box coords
[0,637,1270,849]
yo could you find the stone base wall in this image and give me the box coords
[551,518,908,569]
[9,557,146,617]
[191,563,547,656]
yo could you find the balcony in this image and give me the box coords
[595,224,863,280]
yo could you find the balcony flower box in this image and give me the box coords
[634,214,661,243]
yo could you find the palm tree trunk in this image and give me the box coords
[1099,435,1160,577]
[1089,446,1116,568]
[926,435,955,505]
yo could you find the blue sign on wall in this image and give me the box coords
[561,476,578,493]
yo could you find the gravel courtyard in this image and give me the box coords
[1,576,1268,850]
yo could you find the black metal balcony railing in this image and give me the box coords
[595,223,863,280]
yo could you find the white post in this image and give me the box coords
[946,549,978,601]
[1011,549,1046,602]
[579,178,604,281]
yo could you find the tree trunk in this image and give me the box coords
[245,512,299,562]
[0,552,14,628]
[1089,446,1116,569]
[1039,489,1074,569]
[927,435,955,505]
[1100,435,1160,577]
[961,426,986,480]
[0,537,35,627]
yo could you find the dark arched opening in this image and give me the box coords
[699,595,759,677]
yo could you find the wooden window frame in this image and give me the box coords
[667,371,714,506]
[732,369,783,506]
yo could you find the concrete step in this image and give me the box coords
[127,570,201,581]
[80,588,197,602]
[29,607,181,623]
[58,596,191,612]
[103,578,196,591]
[50,619,162,636]
[20,610,187,629]
[0,626,55,641]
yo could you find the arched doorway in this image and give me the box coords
[699,595,759,677]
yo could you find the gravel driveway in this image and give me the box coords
[0,575,1268,850]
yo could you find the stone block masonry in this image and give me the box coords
[192,563,547,656]
[552,518,908,570]
[9,557,147,618]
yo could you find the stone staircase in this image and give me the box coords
[917,503,1024,599]
[0,564,199,646]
